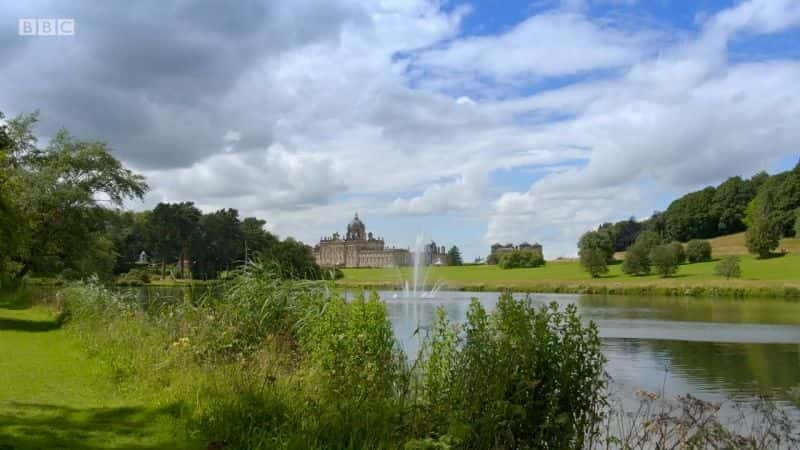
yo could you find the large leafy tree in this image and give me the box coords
[194,208,243,279]
[150,202,201,278]
[240,217,278,261]
[2,111,147,278]
[578,231,613,277]
[664,187,718,241]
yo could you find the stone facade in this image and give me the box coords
[313,213,412,268]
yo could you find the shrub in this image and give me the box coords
[497,250,545,269]
[650,244,679,277]
[667,241,686,264]
[578,231,613,277]
[417,296,606,449]
[715,256,742,279]
[622,241,651,275]
[302,291,408,403]
[686,239,712,263]
[746,214,781,258]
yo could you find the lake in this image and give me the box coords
[379,291,800,416]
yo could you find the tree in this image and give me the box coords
[1,112,147,279]
[622,242,651,275]
[711,176,758,234]
[745,187,782,259]
[745,170,800,237]
[498,250,544,269]
[650,244,679,278]
[746,213,781,258]
[578,231,613,277]
[794,208,800,238]
[240,217,277,261]
[621,231,660,275]
[194,208,242,278]
[686,239,712,263]
[714,256,742,279]
[266,238,321,279]
[446,246,463,266]
[667,241,686,264]
[664,187,718,242]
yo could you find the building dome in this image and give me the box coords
[346,213,366,240]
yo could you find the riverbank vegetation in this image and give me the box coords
[4,272,797,449]
[53,267,609,449]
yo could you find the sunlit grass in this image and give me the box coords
[0,292,193,450]
[340,253,800,290]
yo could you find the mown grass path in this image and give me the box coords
[0,293,192,450]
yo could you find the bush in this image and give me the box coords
[686,239,712,263]
[715,256,742,279]
[418,296,606,449]
[622,241,651,275]
[578,231,613,277]
[667,241,686,264]
[650,244,679,277]
[497,250,545,269]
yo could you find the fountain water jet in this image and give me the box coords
[395,234,445,299]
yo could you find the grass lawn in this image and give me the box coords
[339,252,800,293]
[0,292,194,450]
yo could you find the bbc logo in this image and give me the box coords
[18,18,75,36]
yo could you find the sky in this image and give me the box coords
[2,0,799,261]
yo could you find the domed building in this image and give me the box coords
[314,213,412,268]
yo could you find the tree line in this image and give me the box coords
[0,110,321,284]
[578,161,800,277]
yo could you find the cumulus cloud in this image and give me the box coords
[2,0,798,256]
[486,0,800,256]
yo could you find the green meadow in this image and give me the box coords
[339,252,800,296]
[0,291,192,450]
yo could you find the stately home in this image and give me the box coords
[313,214,412,268]
[488,241,543,263]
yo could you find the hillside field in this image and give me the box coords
[340,234,800,295]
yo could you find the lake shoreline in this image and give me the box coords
[337,279,800,299]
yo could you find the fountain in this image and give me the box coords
[394,234,445,299]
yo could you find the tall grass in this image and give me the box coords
[56,265,797,449]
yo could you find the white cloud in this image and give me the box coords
[387,167,488,215]
[412,11,661,83]
[487,0,800,256]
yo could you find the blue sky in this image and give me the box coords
[2,0,799,260]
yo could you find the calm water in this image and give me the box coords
[380,291,800,415]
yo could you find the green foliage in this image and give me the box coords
[622,231,662,275]
[795,208,800,238]
[1,111,148,280]
[665,187,718,241]
[578,231,613,277]
[715,256,742,279]
[649,244,679,278]
[745,170,800,237]
[667,241,686,264]
[446,246,463,266]
[686,239,712,263]
[418,296,606,449]
[497,249,545,269]
[746,214,781,258]
[303,291,407,403]
[597,217,643,252]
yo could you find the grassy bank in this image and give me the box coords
[338,253,800,298]
[0,290,193,449]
